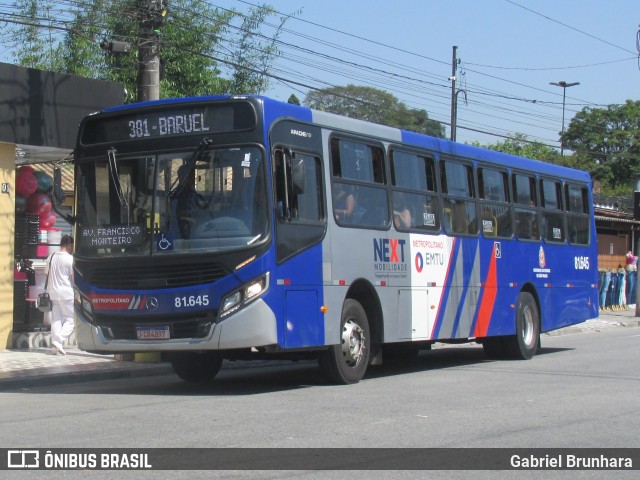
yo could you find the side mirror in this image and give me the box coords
[52,165,75,224]
[53,166,66,203]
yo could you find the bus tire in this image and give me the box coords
[170,352,223,383]
[504,292,540,360]
[318,299,370,384]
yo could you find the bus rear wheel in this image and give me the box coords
[504,292,540,360]
[319,299,371,384]
[170,352,223,383]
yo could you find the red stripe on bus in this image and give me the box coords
[473,244,498,338]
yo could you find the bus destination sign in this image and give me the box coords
[126,112,210,139]
[80,102,256,145]
[80,225,144,248]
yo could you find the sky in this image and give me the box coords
[0,0,638,151]
[231,0,640,149]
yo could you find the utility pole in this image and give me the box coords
[549,80,579,156]
[635,173,640,317]
[449,46,457,141]
[137,0,167,102]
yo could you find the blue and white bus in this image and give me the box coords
[70,95,598,384]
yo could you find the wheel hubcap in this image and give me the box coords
[341,318,366,367]
[521,305,535,347]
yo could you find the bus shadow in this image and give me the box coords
[368,344,574,379]
[369,345,489,379]
[11,345,574,396]
[535,346,574,356]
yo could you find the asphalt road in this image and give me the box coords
[2,327,639,479]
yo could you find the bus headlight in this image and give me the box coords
[219,273,269,320]
[222,291,242,313]
[82,297,93,313]
[75,288,95,321]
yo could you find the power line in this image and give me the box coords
[0,0,614,149]
[0,3,558,145]
[504,0,637,56]
[465,56,637,71]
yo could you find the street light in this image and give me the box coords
[550,81,580,156]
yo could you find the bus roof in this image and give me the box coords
[90,94,591,184]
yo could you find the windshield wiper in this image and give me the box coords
[107,147,130,212]
[170,137,213,198]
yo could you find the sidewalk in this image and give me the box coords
[1,309,639,391]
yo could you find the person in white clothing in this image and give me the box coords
[46,235,74,355]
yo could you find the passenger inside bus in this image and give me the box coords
[333,183,356,223]
[393,193,413,229]
[393,208,412,229]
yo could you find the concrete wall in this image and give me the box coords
[0,62,124,148]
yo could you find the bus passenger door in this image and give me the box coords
[274,146,326,348]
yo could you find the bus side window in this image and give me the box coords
[540,178,565,243]
[331,137,389,229]
[275,148,322,223]
[440,159,477,236]
[566,184,590,245]
[478,167,511,238]
[513,173,540,241]
[390,150,440,232]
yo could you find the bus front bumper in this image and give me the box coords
[75,299,278,353]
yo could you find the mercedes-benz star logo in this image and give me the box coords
[145,297,159,311]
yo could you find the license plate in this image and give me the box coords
[136,326,170,340]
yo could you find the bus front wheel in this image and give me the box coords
[319,299,371,384]
[504,292,540,360]
[170,352,223,383]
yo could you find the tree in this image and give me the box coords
[562,100,640,192]
[3,0,290,102]
[287,94,300,105]
[227,6,299,95]
[7,0,58,71]
[305,85,444,138]
[469,133,561,164]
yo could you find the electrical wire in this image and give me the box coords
[0,0,626,150]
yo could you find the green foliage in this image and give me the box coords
[598,182,632,197]
[287,94,301,105]
[562,100,640,191]
[57,0,112,79]
[305,85,444,138]
[8,0,58,70]
[469,133,561,163]
[228,6,299,95]
[4,0,289,102]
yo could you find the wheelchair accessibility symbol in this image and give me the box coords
[494,241,501,259]
[156,233,173,251]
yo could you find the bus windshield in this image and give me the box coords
[75,145,268,257]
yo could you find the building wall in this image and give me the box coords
[0,63,124,348]
[0,62,124,148]
[0,142,16,348]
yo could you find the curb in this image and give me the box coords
[0,359,300,391]
[0,363,173,391]
[544,318,640,337]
